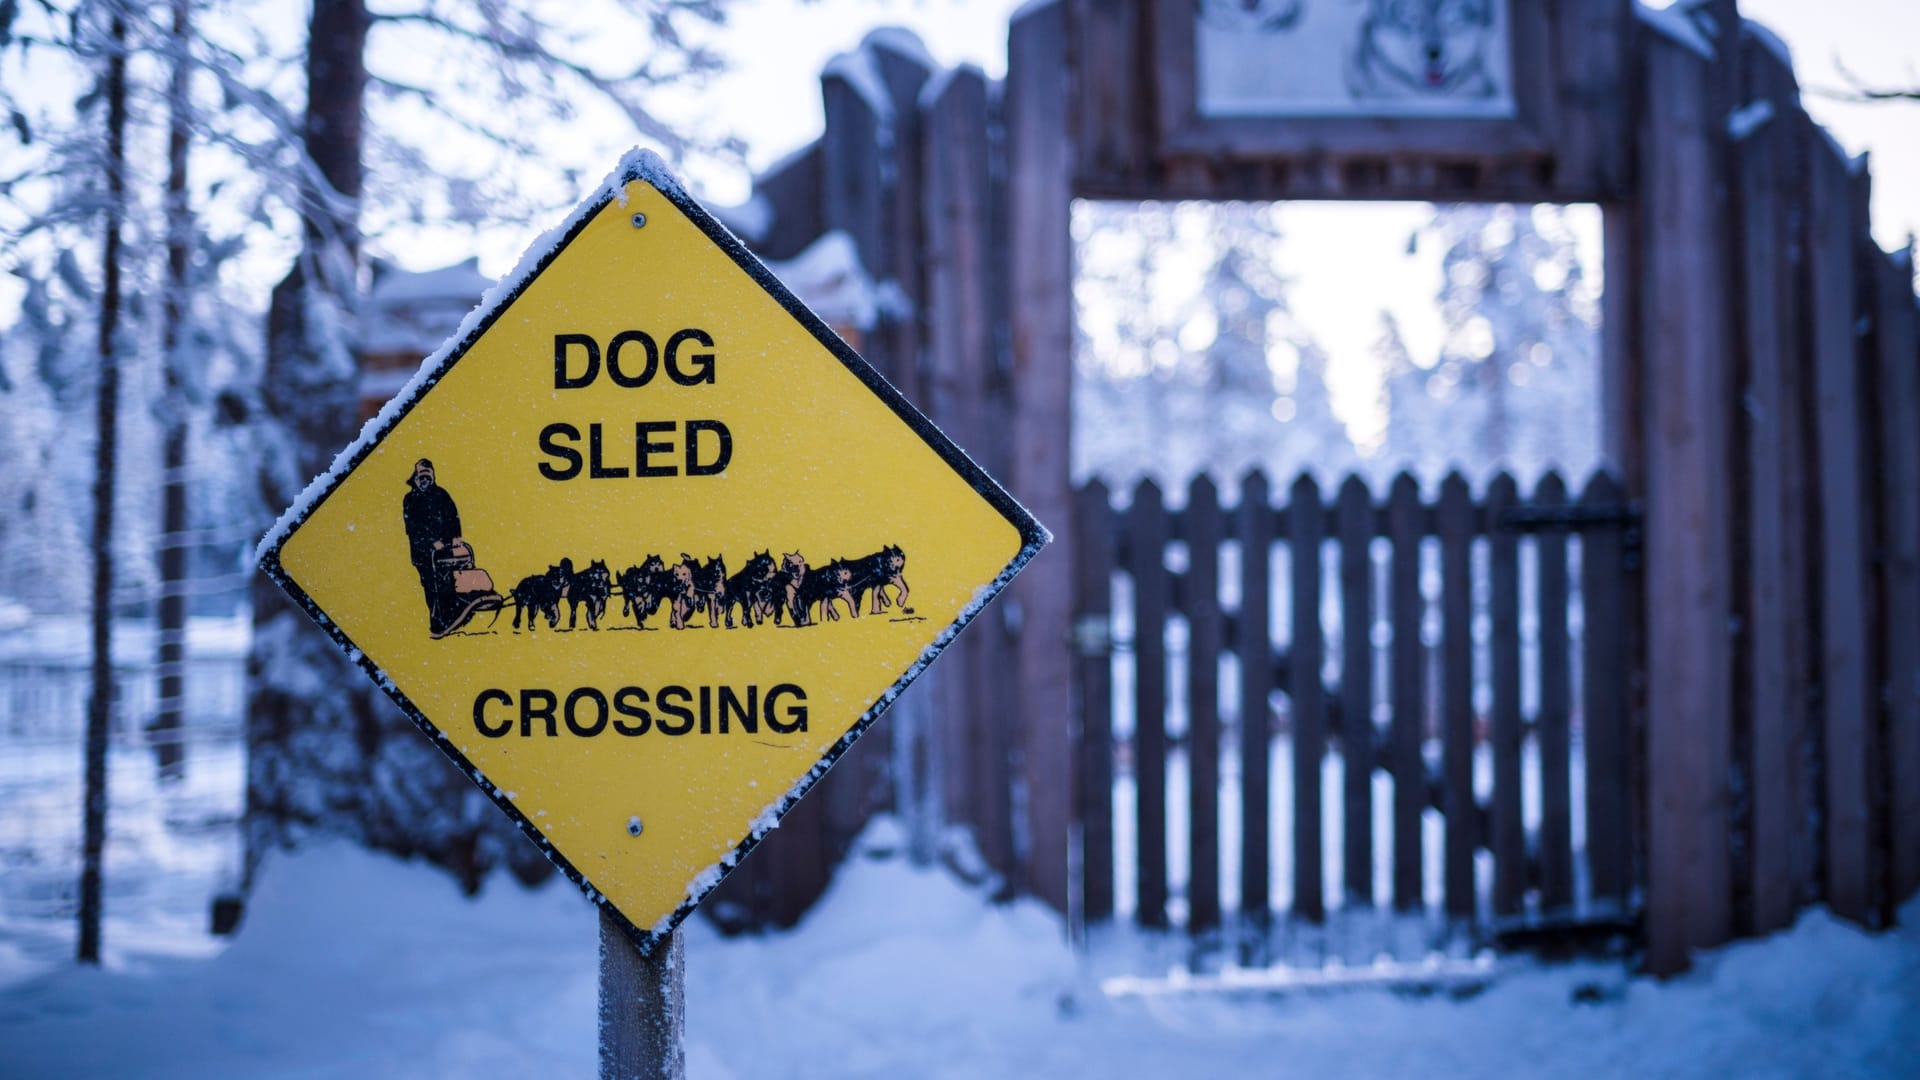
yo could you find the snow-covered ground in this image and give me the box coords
[3,818,1915,1079]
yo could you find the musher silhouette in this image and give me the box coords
[402,458,467,634]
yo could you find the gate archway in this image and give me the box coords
[718,0,1920,977]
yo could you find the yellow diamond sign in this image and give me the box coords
[257,151,1046,951]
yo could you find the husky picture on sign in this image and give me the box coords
[1197,0,1516,118]
[401,458,914,639]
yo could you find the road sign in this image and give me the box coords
[257,150,1046,952]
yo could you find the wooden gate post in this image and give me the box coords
[1637,26,1735,974]
[922,63,1006,874]
[1732,30,1817,935]
[1805,130,1876,927]
[1870,245,1920,905]
[1005,0,1075,915]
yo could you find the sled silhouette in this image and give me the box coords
[431,540,503,638]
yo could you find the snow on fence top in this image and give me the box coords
[762,230,884,331]
[1636,0,1715,60]
[823,44,895,120]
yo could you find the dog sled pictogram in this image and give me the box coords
[411,451,916,639]
[459,546,913,637]
[428,539,505,638]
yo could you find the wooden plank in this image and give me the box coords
[718,66,918,921]
[971,618,1018,886]
[1238,470,1274,923]
[1751,40,1820,925]
[1387,473,1426,911]
[1438,473,1476,921]
[1639,35,1735,972]
[818,73,886,290]
[1074,481,1117,927]
[1711,0,1752,940]
[818,52,909,852]
[1874,250,1920,904]
[1143,0,1195,165]
[1130,478,1170,928]
[1580,473,1631,910]
[711,779,835,929]
[1806,129,1874,926]
[871,35,932,403]
[1551,0,1631,200]
[1072,165,1613,208]
[750,140,822,262]
[922,65,997,862]
[1337,476,1374,909]
[1187,475,1225,932]
[1493,0,1559,184]
[1069,0,1146,185]
[1006,0,1076,914]
[1851,154,1890,930]
[1290,474,1326,923]
[1776,149,1819,930]
[1732,37,1804,934]
[974,97,1021,889]
[1534,473,1574,912]
[824,729,888,882]
[1487,473,1524,919]
[916,62,983,873]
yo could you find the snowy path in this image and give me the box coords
[2,825,1916,1078]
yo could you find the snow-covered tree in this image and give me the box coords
[1383,204,1601,484]
[244,0,742,894]
[1,0,289,621]
[1073,200,1355,488]
[0,278,94,611]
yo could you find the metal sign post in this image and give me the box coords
[599,915,684,1080]
[256,148,1044,1069]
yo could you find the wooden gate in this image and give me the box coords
[1073,469,1636,953]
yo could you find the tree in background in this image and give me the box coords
[1,0,309,627]
[1073,200,1179,482]
[1201,202,1354,482]
[1073,200,1353,488]
[1383,204,1601,484]
[244,0,740,894]
[3,0,743,898]
[0,1,139,618]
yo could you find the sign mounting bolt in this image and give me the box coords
[630,212,647,229]
[628,816,644,837]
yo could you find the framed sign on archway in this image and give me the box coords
[1069,0,1630,204]
[1191,0,1521,118]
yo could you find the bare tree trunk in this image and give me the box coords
[154,0,193,784]
[79,6,130,967]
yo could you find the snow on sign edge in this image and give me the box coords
[253,146,1050,955]
[256,148,684,562]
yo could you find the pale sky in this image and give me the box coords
[6,0,1917,403]
[1692,0,1920,253]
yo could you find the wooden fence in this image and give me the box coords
[1074,469,1635,943]
[708,5,1920,974]
[1628,10,1920,970]
[707,32,1026,928]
